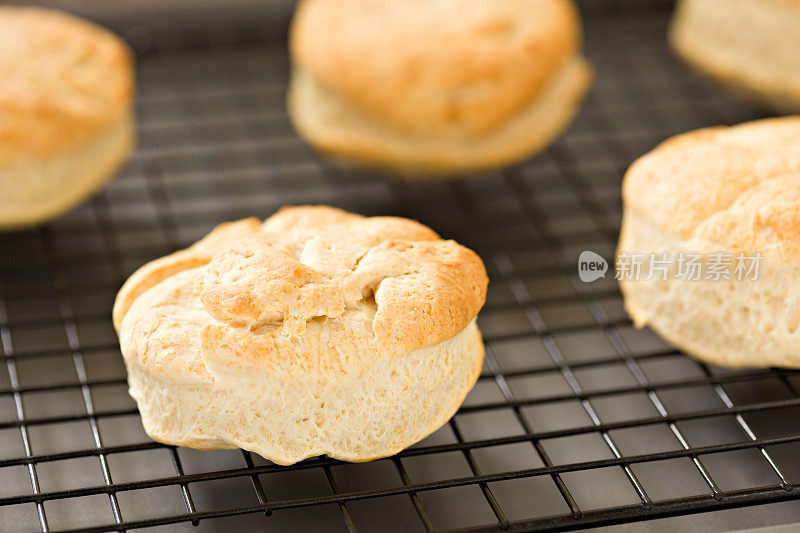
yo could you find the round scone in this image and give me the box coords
[288,0,592,175]
[618,117,800,369]
[0,7,135,229]
[669,0,800,111]
[113,206,488,464]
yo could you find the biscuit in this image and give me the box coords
[0,7,135,228]
[288,0,591,175]
[114,206,488,464]
[670,0,800,111]
[618,117,800,368]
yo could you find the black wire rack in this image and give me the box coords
[2,1,800,531]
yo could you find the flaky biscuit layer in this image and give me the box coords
[115,206,488,463]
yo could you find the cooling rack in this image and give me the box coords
[2,1,799,531]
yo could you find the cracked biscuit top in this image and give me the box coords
[622,116,800,262]
[114,206,488,382]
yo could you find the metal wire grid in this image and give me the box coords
[1,1,800,531]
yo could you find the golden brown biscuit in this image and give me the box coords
[670,0,800,111]
[114,206,488,464]
[0,6,135,228]
[288,0,591,175]
[618,117,800,368]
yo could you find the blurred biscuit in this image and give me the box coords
[288,0,591,176]
[0,6,135,228]
[618,117,800,368]
[670,0,800,111]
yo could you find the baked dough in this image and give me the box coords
[618,116,800,368]
[114,206,488,464]
[0,7,135,228]
[288,0,592,175]
[669,0,800,111]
